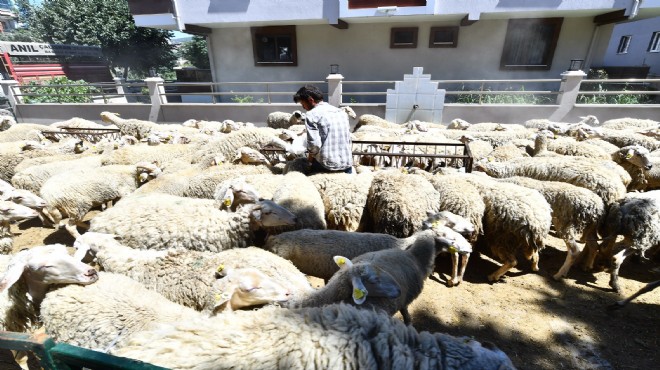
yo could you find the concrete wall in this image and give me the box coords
[13,102,660,127]
[211,17,598,84]
[602,16,660,76]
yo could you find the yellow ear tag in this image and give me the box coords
[353,288,365,300]
[217,264,224,273]
[431,220,440,228]
[625,153,633,159]
[223,198,231,206]
[487,157,493,162]
[448,245,457,254]
[336,257,346,266]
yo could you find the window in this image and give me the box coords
[500,18,563,70]
[390,27,418,48]
[648,31,660,52]
[429,26,458,48]
[617,35,632,54]
[349,0,426,9]
[250,26,297,66]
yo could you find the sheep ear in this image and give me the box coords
[355,265,401,299]
[625,149,634,160]
[0,251,30,293]
[350,276,368,305]
[333,255,353,269]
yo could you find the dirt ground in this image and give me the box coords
[9,216,659,370]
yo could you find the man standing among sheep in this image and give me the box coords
[294,85,353,174]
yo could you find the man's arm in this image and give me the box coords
[306,116,322,160]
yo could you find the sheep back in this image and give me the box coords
[310,172,374,232]
[264,229,402,281]
[366,171,440,237]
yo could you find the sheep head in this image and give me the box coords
[210,266,291,314]
[618,146,653,170]
[135,161,162,184]
[0,244,98,303]
[247,200,297,229]
[331,258,401,305]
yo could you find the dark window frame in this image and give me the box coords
[500,18,563,71]
[647,31,659,52]
[617,35,632,54]
[250,26,298,67]
[429,26,459,48]
[390,27,418,49]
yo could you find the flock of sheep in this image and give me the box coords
[0,108,658,369]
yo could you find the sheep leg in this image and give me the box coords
[488,258,517,282]
[553,238,581,280]
[580,234,601,272]
[450,253,470,287]
[447,252,459,287]
[530,250,540,272]
[64,219,82,239]
[457,253,470,285]
[400,308,411,325]
[609,247,635,293]
[610,280,660,309]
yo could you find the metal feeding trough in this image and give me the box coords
[41,127,121,143]
[261,140,473,173]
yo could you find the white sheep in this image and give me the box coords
[447,118,471,130]
[111,303,516,370]
[100,111,198,140]
[100,142,200,167]
[0,123,46,143]
[610,145,654,191]
[474,156,628,206]
[587,127,660,152]
[73,232,309,313]
[597,190,660,292]
[352,114,400,132]
[191,127,279,167]
[266,110,305,129]
[309,171,374,232]
[524,115,599,133]
[270,171,327,231]
[365,170,440,237]
[288,226,472,325]
[39,162,162,238]
[89,194,297,251]
[40,271,201,352]
[600,117,659,131]
[459,173,552,282]
[135,163,272,199]
[498,176,606,280]
[0,244,98,333]
[11,155,103,195]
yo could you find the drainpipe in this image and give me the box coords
[583,24,600,70]
[628,0,640,19]
[171,0,185,31]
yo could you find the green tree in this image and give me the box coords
[0,0,42,42]
[177,36,210,69]
[27,0,176,79]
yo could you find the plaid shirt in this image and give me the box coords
[305,102,353,170]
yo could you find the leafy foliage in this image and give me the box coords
[177,36,210,69]
[578,69,656,104]
[22,76,100,103]
[456,85,554,105]
[26,0,176,78]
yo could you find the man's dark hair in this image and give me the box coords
[293,85,324,103]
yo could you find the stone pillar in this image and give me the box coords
[0,80,21,108]
[114,77,126,96]
[145,77,166,122]
[550,70,586,121]
[326,73,343,107]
